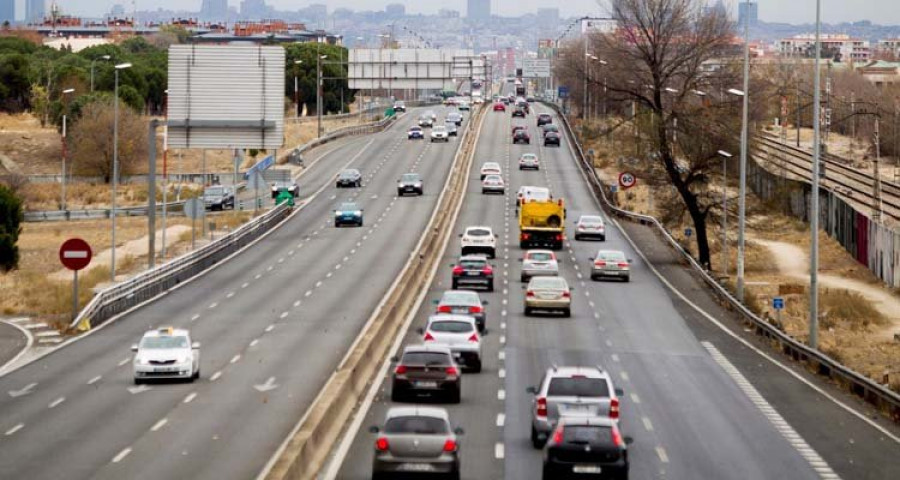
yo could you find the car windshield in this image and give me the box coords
[563,425,612,445]
[597,251,627,262]
[530,277,567,289]
[402,352,452,366]
[527,252,554,261]
[140,336,189,349]
[515,131,527,136]
[482,164,500,170]
[548,377,610,397]
[410,127,421,131]
[526,190,551,201]
[580,216,604,224]
[441,291,479,305]
[430,321,475,333]
[401,174,420,182]
[204,187,224,196]
[434,126,446,132]
[384,416,449,434]
[340,170,358,178]
[339,203,358,211]
[544,125,559,131]
[466,228,491,237]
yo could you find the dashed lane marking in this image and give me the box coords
[611,354,620,363]
[183,392,197,404]
[620,371,630,381]
[151,418,168,432]
[117,357,130,367]
[5,423,24,436]
[191,314,200,321]
[230,354,241,364]
[642,417,655,431]
[112,447,132,463]
[630,393,641,404]
[250,339,259,348]
[656,446,669,463]
[499,368,506,379]
[294,300,301,307]
[48,397,65,409]
[226,292,235,299]
[209,302,218,309]
[498,389,506,400]
[242,282,249,289]
[496,413,505,427]
[280,312,289,319]
[265,325,275,333]
[210,371,223,382]
[87,375,102,385]
[495,442,505,459]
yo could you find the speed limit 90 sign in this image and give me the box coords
[618,172,637,190]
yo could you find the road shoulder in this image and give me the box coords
[0,319,30,372]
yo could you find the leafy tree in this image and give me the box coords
[283,43,355,115]
[0,54,31,111]
[29,83,49,126]
[0,184,24,272]
[69,96,148,182]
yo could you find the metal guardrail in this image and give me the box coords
[546,102,900,422]
[25,200,189,222]
[69,203,292,331]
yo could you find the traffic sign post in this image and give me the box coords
[618,172,637,190]
[59,238,92,322]
[773,297,785,326]
[184,198,205,249]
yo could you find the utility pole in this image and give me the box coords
[736,5,751,302]
[873,107,883,223]
[796,75,802,147]
[809,0,823,350]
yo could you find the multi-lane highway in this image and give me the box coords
[332,96,900,479]
[0,105,465,480]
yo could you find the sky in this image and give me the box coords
[20,1,900,25]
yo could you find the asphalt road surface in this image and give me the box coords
[334,95,900,479]
[0,105,467,480]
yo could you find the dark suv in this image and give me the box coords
[544,131,561,147]
[397,173,424,196]
[537,113,553,127]
[391,345,462,403]
[543,416,631,480]
[512,107,526,118]
[513,129,531,144]
[451,255,494,291]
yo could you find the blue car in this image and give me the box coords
[334,202,364,227]
[408,126,425,139]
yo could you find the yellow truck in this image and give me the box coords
[519,198,565,250]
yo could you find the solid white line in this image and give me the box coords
[48,397,65,409]
[112,447,132,463]
[210,371,222,381]
[151,418,168,432]
[230,354,241,364]
[88,375,102,385]
[5,423,24,436]
[183,392,197,404]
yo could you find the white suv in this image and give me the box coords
[132,327,200,384]
[431,125,450,142]
[460,226,497,258]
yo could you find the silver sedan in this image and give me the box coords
[590,250,632,282]
[520,249,559,282]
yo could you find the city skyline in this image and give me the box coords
[9,0,900,25]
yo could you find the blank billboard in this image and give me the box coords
[349,49,487,90]
[167,45,285,149]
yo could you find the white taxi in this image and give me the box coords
[132,327,200,384]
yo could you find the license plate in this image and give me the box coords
[464,271,480,276]
[415,381,438,388]
[154,366,179,373]
[564,404,593,413]
[398,463,436,472]
[573,465,602,474]
[452,308,468,314]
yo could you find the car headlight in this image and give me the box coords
[335,212,342,217]
[354,211,362,216]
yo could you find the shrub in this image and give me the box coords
[0,184,24,271]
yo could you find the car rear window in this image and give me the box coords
[563,425,612,445]
[467,228,491,237]
[430,321,474,333]
[548,377,610,397]
[527,252,554,261]
[597,251,626,262]
[580,216,604,224]
[530,277,567,289]
[385,416,448,434]
[459,258,487,269]
[402,352,452,366]
[441,291,478,305]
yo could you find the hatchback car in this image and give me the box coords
[436,290,488,332]
[590,250,632,282]
[493,102,506,111]
[528,366,624,448]
[457,102,470,111]
[370,406,463,480]
[398,173,424,196]
[574,215,607,241]
[537,113,553,126]
[334,202,364,227]
[132,327,200,384]
[391,345,462,403]
[451,255,494,291]
[524,276,572,317]
[408,125,425,139]
[203,185,235,211]
[541,124,560,136]
[481,174,505,195]
[418,116,434,128]
[513,129,531,144]
[422,315,483,372]
[444,120,459,136]
[479,162,502,180]
[335,169,362,188]
[446,112,463,126]
[544,131,561,146]
[543,416,631,480]
[431,125,450,142]
[512,107,526,118]
[460,225,497,258]
[521,249,559,282]
[519,153,540,170]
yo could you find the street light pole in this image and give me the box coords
[111,62,132,283]
[582,36,588,141]
[736,5,751,303]
[317,54,327,138]
[810,0,823,350]
[90,54,110,93]
[293,59,302,119]
[60,88,74,211]
[718,150,733,276]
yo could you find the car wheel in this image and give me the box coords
[489,249,495,259]
[487,282,494,292]
[357,181,362,187]
[470,358,482,373]
[532,425,545,449]
[482,189,487,194]
[524,306,533,316]
[449,386,461,404]
[397,190,403,197]
[358,220,364,227]
[562,308,571,318]
[600,235,606,241]
[624,276,631,283]
[574,234,580,241]
[452,281,458,290]
[193,368,200,380]
[334,222,340,228]
[133,378,142,385]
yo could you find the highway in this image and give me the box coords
[0,105,464,480]
[333,96,900,478]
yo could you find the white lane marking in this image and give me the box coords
[183,392,197,404]
[278,258,284,264]
[48,397,65,409]
[230,354,241,364]
[151,418,168,432]
[255,274,262,280]
[127,385,151,395]
[280,312,289,319]
[656,446,669,463]
[87,375,102,385]
[620,371,630,381]
[495,442,505,459]
[350,249,356,255]
[702,342,841,479]
[305,290,312,297]
[498,351,505,361]
[499,368,506,379]
[630,393,641,404]
[226,292,235,299]
[265,325,275,332]
[250,339,260,348]
[315,281,323,288]
[289,250,295,256]
[209,302,218,309]
[594,313,601,320]
[254,377,280,392]
[190,314,200,321]
[112,447,132,463]
[117,357,130,367]
[500,335,506,345]
[605,340,613,347]
[335,264,342,270]
[326,272,333,278]
[210,371,223,382]
[498,389,506,400]
[611,354,620,363]
[501,309,507,317]
[294,300,301,307]
[496,413,506,427]
[588,301,595,308]
[242,282,249,289]
[5,423,24,436]
[642,417,655,431]
[267,266,274,271]
[501,322,507,330]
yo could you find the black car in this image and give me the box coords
[544,131,561,147]
[513,130,531,144]
[537,113,553,127]
[397,172,424,196]
[391,345,462,403]
[512,107,526,118]
[451,255,494,291]
[335,169,362,188]
[543,416,631,480]
[203,185,235,210]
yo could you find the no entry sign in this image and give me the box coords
[59,238,92,271]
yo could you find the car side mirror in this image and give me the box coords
[415,327,424,335]
[192,342,201,349]
[526,386,538,394]
[589,257,595,261]
[494,234,499,238]
[628,259,633,264]
[368,426,380,434]
[625,436,635,445]
[615,388,624,396]
[131,344,138,352]
[458,234,463,238]
[454,427,465,435]
[517,258,523,262]
[450,263,455,267]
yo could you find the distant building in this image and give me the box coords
[737,1,758,31]
[536,8,559,36]
[856,60,899,88]
[200,0,228,21]
[467,0,490,22]
[385,3,405,17]
[778,34,871,63]
[0,0,14,25]
[240,0,268,19]
[878,39,900,59]
[439,9,460,19]
[26,0,45,24]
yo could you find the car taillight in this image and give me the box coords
[555,234,563,241]
[446,366,459,376]
[562,291,570,298]
[437,305,452,313]
[610,397,620,419]
[468,333,479,343]
[594,260,607,267]
[617,262,630,268]
[424,332,435,342]
[611,425,624,447]
[375,437,390,451]
[443,439,458,452]
[552,425,564,445]
[526,290,535,297]
[482,266,493,275]
[536,397,548,417]
[394,365,407,375]
[468,305,482,314]
[452,266,464,275]
[522,233,531,240]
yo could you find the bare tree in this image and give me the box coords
[69,97,147,182]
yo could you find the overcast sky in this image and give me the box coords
[22,1,900,25]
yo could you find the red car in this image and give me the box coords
[493,102,506,111]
